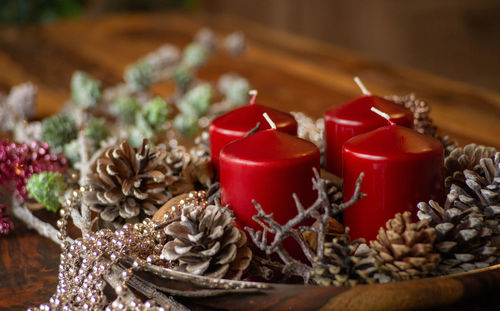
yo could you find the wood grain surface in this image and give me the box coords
[0,13,499,310]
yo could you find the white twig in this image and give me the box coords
[11,203,68,246]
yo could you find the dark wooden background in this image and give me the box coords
[0,12,499,310]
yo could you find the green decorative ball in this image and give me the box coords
[173,113,199,137]
[182,43,208,68]
[173,65,194,91]
[226,78,250,103]
[143,97,169,132]
[110,95,140,124]
[41,114,78,150]
[26,172,65,213]
[124,60,153,92]
[71,71,101,108]
[63,139,81,164]
[178,83,212,117]
[85,117,109,148]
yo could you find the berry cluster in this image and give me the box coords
[0,204,14,235]
[0,140,67,202]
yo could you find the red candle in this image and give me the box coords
[324,95,413,176]
[342,121,444,242]
[209,94,297,173]
[220,125,320,258]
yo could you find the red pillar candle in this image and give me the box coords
[209,94,297,173]
[342,120,444,242]
[220,124,320,258]
[324,96,413,176]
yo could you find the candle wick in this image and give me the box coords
[262,112,277,130]
[353,76,371,95]
[370,107,395,125]
[249,89,258,105]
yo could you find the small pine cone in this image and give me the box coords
[370,212,440,281]
[311,229,377,286]
[386,94,457,155]
[444,144,497,189]
[386,94,436,137]
[165,143,214,195]
[84,139,174,227]
[162,193,252,280]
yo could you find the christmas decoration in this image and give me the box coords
[182,43,208,68]
[386,93,458,155]
[0,204,14,236]
[83,139,173,227]
[0,26,497,311]
[41,115,78,150]
[26,171,66,213]
[125,60,154,92]
[178,83,212,117]
[444,143,497,189]
[0,140,67,201]
[370,211,440,281]
[110,95,141,124]
[71,71,102,109]
[160,191,252,280]
[84,117,109,149]
[311,230,377,286]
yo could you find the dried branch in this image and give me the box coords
[246,168,365,283]
[75,108,92,236]
[11,203,69,246]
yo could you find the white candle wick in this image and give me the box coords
[371,107,395,125]
[249,89,258,105]
[262,112,277,130]
[354,76,371,95]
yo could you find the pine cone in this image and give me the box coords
[444,144,497,189]
[165,142,213,195]
[161,192,252,280]
[386,94,457,155]
[370,212,440,281]
[311,230,377,286]
[84,139,174,227]
[386,94,436,137]
[418,154,499,273]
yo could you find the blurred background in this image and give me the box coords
[0,0,499,91]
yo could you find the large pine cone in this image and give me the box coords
[311,229,377,286]
[161,192,251,280]
[444,144,497,189]
[370,212,440,281]
[84,139,174,226]
[418,153,499,273]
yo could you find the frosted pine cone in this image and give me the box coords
[370,212,440,281]
[84,139,174,227]
[444,144,497,189]
[418,154,499,273]
[311,229,377,286]
[164,141,213,195]
[161,192,252,280]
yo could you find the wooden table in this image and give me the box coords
[0,13,499,310]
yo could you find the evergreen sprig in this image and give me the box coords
[71,71,101,108]
[26,171,65,213]
[41,114,78,150]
